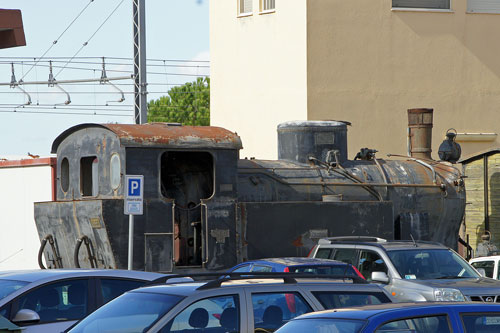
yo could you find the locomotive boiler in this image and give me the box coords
[34,109,466,272]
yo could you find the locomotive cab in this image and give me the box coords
[35,123,242,271]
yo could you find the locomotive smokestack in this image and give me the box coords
[407,108,433,160]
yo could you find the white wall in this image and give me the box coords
[0,162,53,269]
[210,0,308,159]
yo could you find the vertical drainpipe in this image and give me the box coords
[407,108,434,160]
[484,154,490,232]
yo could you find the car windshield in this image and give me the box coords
[387,249,480,280]
[276,318,366,333]
[0,279,29,300]
[288,265,357,276]
[68,292,183,333]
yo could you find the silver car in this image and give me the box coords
[67,273,393,332]
[0,269,164,333]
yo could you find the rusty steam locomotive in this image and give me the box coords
[34,108,466,272]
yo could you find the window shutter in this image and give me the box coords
[263,0,275,11]
[392,0,449,9]
[468,0,500,13]
[240,0,253,14]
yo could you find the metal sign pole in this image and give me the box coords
[128,214,134,270]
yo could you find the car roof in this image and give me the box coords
[292,302,500,321]
[0,269,164,283]
[318,238,447,251]
[470,256,500,261]
[132,274,381,296]
[241,257,348,267]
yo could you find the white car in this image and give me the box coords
[0,269,163,333]
[469,255,500,280]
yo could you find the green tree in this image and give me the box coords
[147,77,210,126]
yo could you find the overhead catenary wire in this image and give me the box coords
[19,0,96,81]
[55,0,126,78]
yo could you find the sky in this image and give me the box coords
[0,0,210,156]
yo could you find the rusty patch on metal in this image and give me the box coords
[103,123,242,149]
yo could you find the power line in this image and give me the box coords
[1,60,210,68]
[19,0,96,81]
[0,56,210,63]
[0,109,132,117]
[56,0,126,78]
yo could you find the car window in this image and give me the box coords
[15,279,88,324]
[252,292,312,332]
[99,279,145,305]
[461,313,500,332]
[288,265,356,276]
[358,250,387,281]
[376,315,450,333]
[0,279,29,301]
[276,318,366,333]
[312,291,391,309]
[470,261,495,278]
[232,264,252,273]
[0,304,11,319]
[161,295,239,332]
[252,265,273,272]
[315,248,333,259]
[68,292,182,333]
[333,249,357,265]
[388,249,479,280]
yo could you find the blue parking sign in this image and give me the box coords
[128,178,142,197]
[125,175,143,215]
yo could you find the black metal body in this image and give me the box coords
[34,122,466,272]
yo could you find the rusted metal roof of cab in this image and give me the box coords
[51,123,242,153]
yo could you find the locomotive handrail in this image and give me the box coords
[201,203,209,266]
[238,169,441,188]
[38,234,63,269]
[74,235,98,268]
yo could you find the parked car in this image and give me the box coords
[470,255,500,279]
[0,269,164,333]
[228,257,365,279]
[276,302,500,332]
[309,236,500,302]
[66,273,393,332]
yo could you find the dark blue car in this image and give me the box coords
[228,257,365,279]
[276,302,500,332]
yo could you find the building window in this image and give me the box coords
[468,0,500,13]
[261,0,275,12]
[392,0,450,9]
[238,0,253,15]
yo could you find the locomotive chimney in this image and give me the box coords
[407,108,433,160]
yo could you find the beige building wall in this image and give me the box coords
[210,0,308,159]
[308,0,500,159]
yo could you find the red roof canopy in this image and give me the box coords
[0,9,26,49]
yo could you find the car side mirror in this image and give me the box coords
[476,268,486,277]
[12,309,40,324]
[371,271,389,283]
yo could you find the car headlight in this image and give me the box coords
[434,288,465,302]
